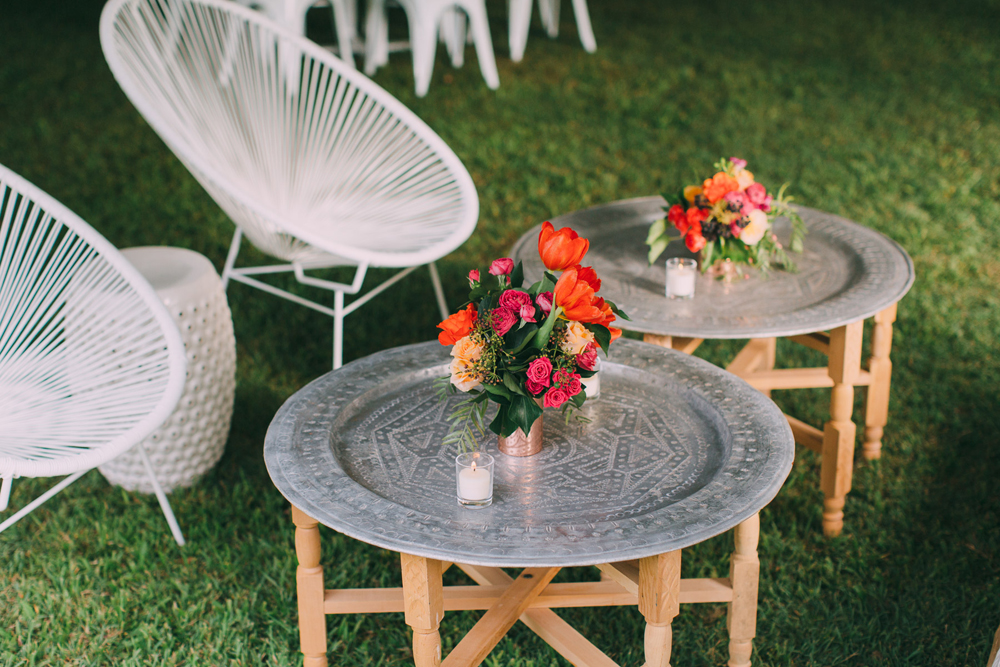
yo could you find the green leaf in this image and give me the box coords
[507,322,539,353]
[508,394,543,435]
[509,261,524,289]
[604,299,631,321]
[646,217,666,245]
[647,237,669,265]
[532,305,563,348]
[584,323,611,355]
[502,372,526,396]
[482,382,511,399]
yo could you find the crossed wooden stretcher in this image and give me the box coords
[292,506,763,667]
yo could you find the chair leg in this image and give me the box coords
[330,0,357,67]
[409,16,438,97]
[508,0,533,62]
[441,7,466,68]
[364,0,389,75]
[333,290,345,369]
[0,470,88,534]
[428,262,449,320]
[0,474,12,511]
[539,0,560,37]
[221,226,244,291]
[464,0,500,89]
[570,0,596,52]
[136,443,186,546]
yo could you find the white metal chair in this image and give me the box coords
[508,0,596,63]
[0,164,188,545]
[234,0,360,68]
[101,0,479,368]
[363,0,500,97]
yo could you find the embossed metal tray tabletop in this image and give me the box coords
[510,197,914,339]
[265,340,794,567]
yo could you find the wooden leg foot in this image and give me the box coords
[401,553,444,667]
[863,305,897,461]
[639,550,681,667]
[292,505,328,667]
[727,514,759,667]
[822,496,845,537]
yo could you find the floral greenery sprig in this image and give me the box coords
[436,224,629,452]
[646,157,807,274]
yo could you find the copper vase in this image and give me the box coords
[497,413,543,456]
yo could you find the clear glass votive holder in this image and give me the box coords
[666,257,698,299]
[582,356,601,400]
[456,451,494,508]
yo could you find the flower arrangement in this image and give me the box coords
[436,222,628,451]
[646,157,806,274]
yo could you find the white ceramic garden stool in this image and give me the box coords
[99,247,236,494]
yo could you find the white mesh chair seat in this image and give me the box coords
[101,0,479,367]
[0,164,188,544]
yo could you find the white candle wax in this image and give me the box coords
[458,463,491,500]
[582,373,600,398]
[667,267,696,298]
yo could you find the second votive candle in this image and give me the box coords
[666,257,698,299]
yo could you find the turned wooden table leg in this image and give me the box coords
[292,505,328,667]
[863,304,897,461]
[727,514,760,667]
[644,333,672,348]
[401,553,444,667]
[757,338,777,398]
[638,550,682,667]
[822,321,864,537]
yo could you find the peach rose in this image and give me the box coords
[451,335,483,362]
[740,209,770,246]
[450,356,482,392]
[561,320,596,355]
[736,169,755,191]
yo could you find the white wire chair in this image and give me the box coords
[509,0,596,63]
[101,0,479,368]
[0,164,188,545]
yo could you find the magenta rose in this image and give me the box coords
[730,157,748,170]
[729,221,743,238]
[544,386,569,408]
[576,344,598,371]
[564,374,582,397]
[745,183,773,212]
[519,304,537,323]
[489,258,514,276]
[468,269,480,285]
[499,290,532,310]
[536,291,553,315]
[526,357,553,386]
[491,307,518,335]
[553,368,573,387]
[526,378,547,395]
[723,190,754,217]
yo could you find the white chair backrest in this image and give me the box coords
[100,0,478,268]
[0,165,186,479]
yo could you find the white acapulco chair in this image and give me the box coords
[363,0,500,97]
[0,164,188,545]
[233,0,361,68]
[101,0,479,368]
[508,0,596,62]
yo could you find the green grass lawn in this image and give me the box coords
[2,0,1000,664]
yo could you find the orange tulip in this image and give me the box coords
[538,221,589,271]
[437,303,477,345]
[553,267,620,339]
[702,172,739,203]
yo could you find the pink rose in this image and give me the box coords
[526,378,547,395]
[491,307,518,335]
[729,221,743,238]
[745,183,772,212]
[564,374,582,397]
[536,291,553,315]
[552,368,572,387]
[526,357,553,386]
[499,290,532,310]
[468,269,480,285]
[723,190,754,217]
[544,386,569,408]
[576,344,598,371]
[520,304,537,323]
[730,157,747,171]
[489,258,514,276]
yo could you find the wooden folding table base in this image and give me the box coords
[291,506,762,667]
[644,303,898,537]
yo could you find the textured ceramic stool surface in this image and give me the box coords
[99,247,236,493]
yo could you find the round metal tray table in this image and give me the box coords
[511,197,915,537]
[266,339,794,667]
